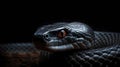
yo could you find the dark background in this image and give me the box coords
[0,4,120,43]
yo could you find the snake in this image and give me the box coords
[0,22,120,67]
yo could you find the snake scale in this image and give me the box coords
[0,22,120,67]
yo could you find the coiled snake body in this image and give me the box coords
[0,22,120,67]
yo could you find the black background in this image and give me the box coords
[0,4,120,43]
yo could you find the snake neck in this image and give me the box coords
[92,31,120,48]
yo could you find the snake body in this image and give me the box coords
[0,22,120,67]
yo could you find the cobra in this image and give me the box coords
[0,22,120,67]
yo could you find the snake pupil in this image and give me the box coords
[58,30,67,38]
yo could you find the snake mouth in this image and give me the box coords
[45,44,74,52]
[46,42,88,52]
[33,36,89,52]
[34,40,88,52]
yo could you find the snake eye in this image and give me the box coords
[57,30,67,38]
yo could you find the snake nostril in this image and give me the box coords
[45,34,49,38]
[44,34,50,41]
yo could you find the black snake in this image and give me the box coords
[0,22,120,67]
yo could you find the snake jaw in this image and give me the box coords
[48,41,91,52]
[45,44,74,52]
[34,39,91,52]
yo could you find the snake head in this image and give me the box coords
[33,22,94,52]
